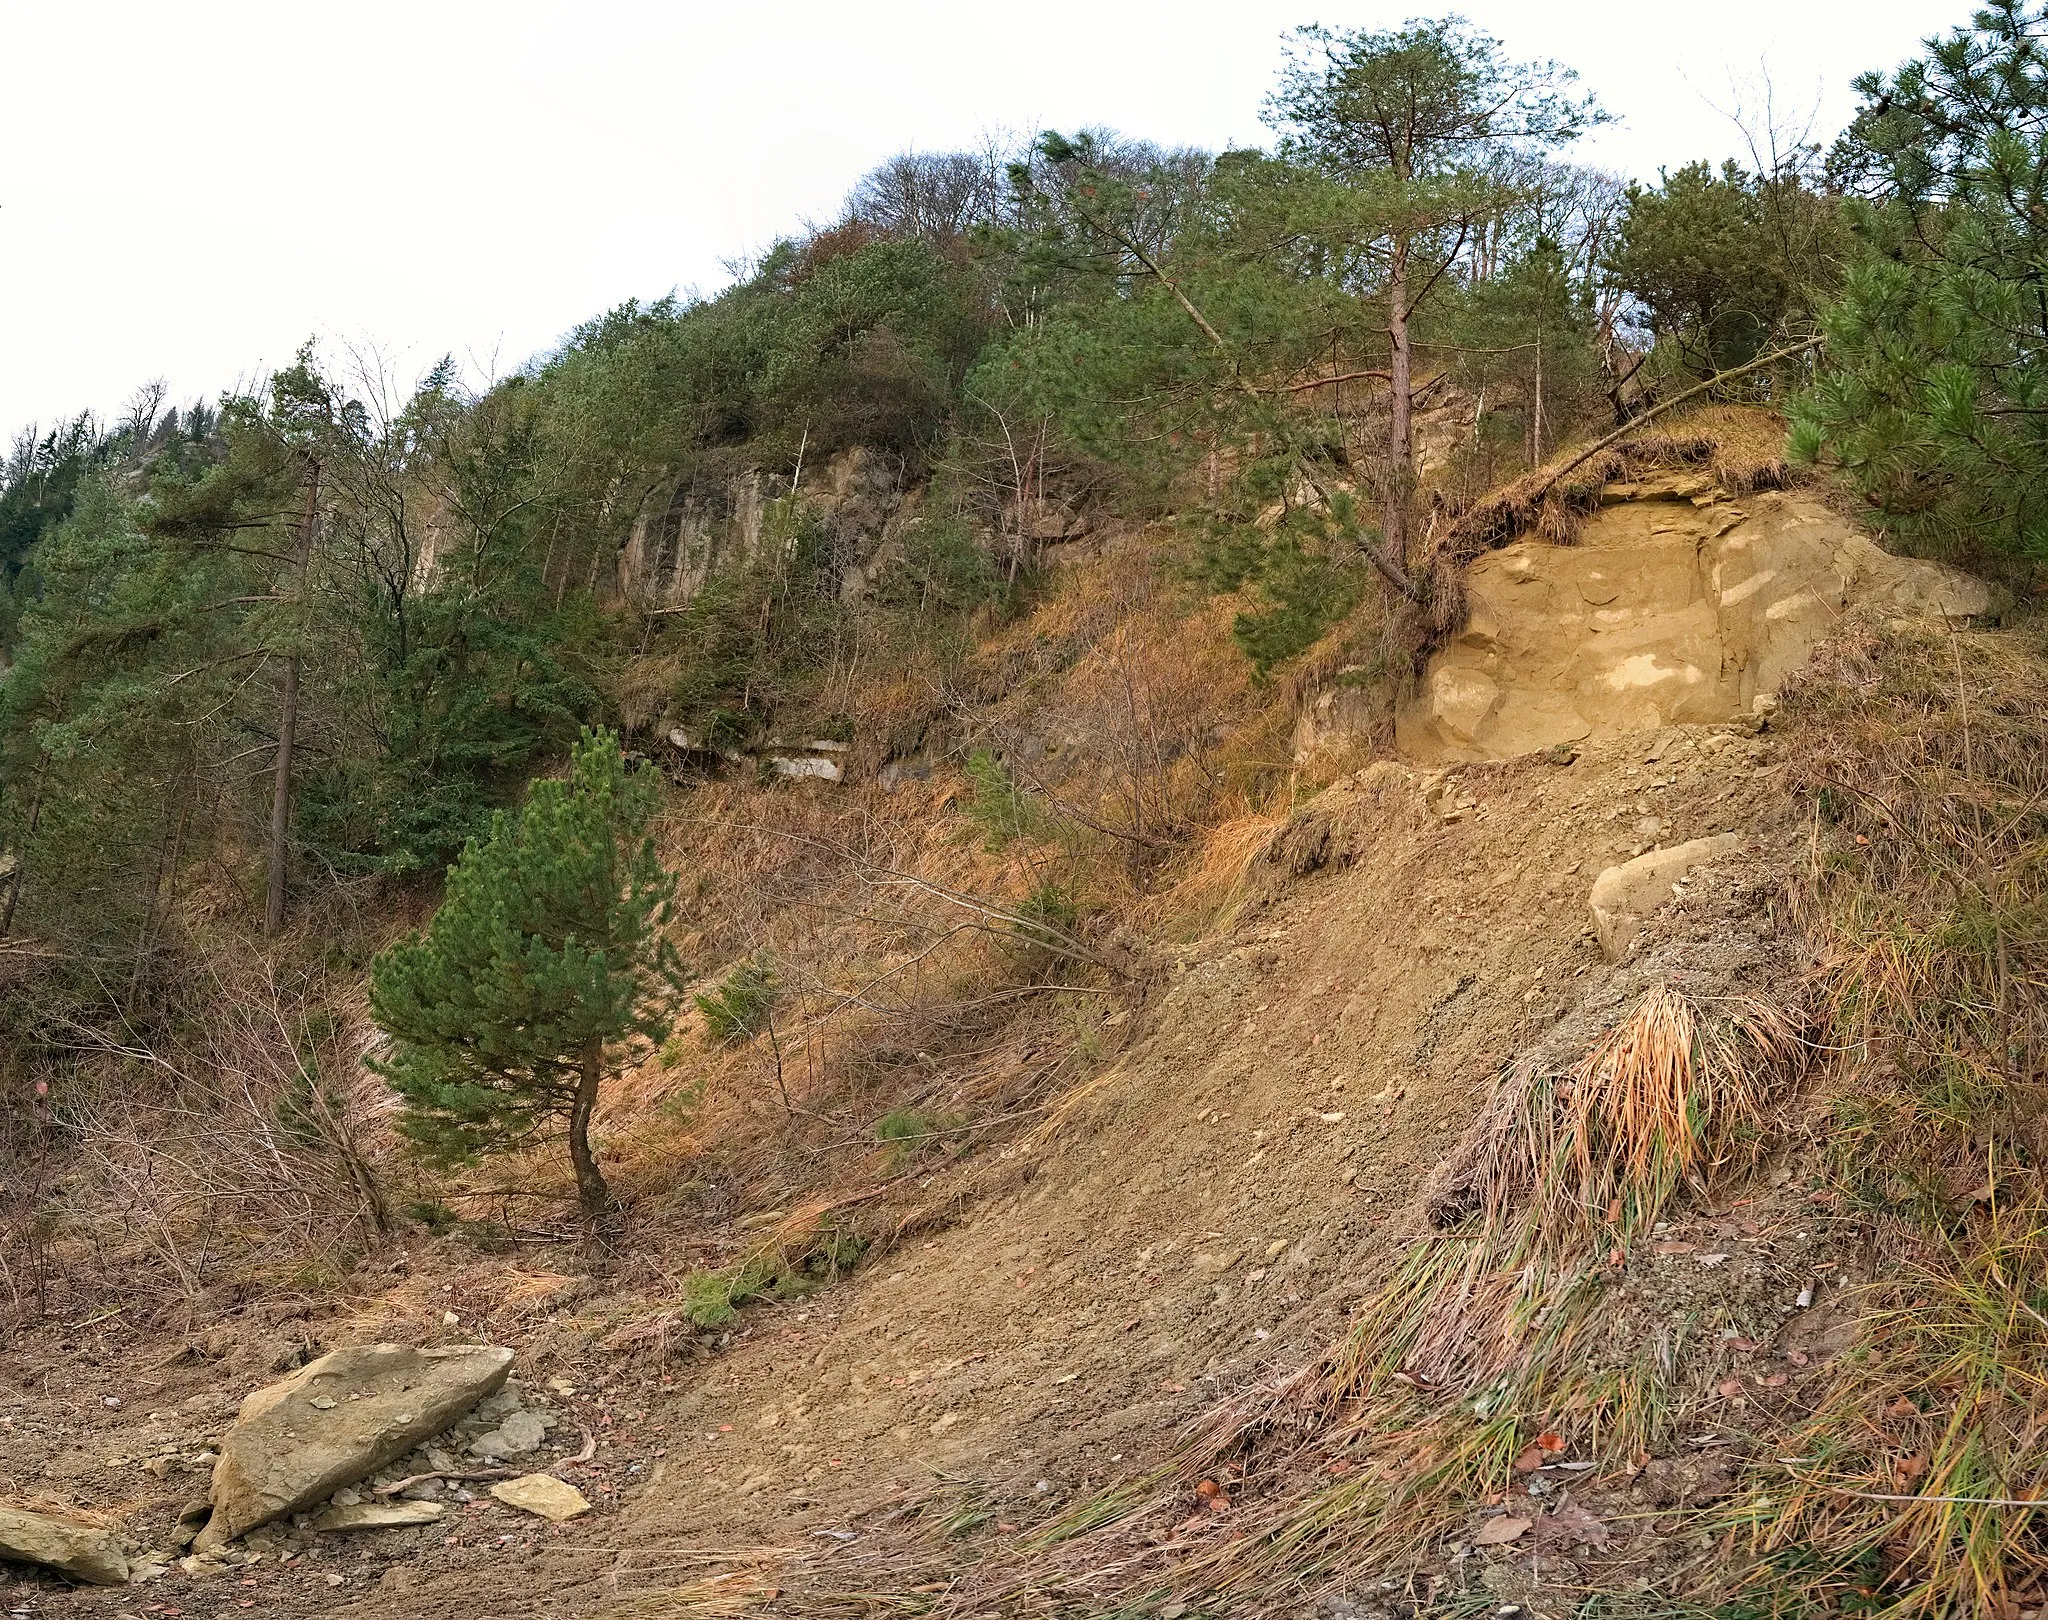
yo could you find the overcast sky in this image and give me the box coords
[1,0,1954,448]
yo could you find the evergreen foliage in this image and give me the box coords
[694,957,780,1045]
[1793,0,2048,571]
[1604,159,1843,381]
[368,728,682,1212]
[11,9,2040,1084]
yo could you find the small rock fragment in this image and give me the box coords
[314,1501,446,1533]
[489,1474,592,1522]
[469,1407,548,1459]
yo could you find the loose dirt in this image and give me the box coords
[0,477,1991,1619]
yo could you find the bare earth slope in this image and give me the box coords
[325,731,1813,1614]
[0,479,1990,1618]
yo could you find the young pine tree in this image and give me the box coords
[369,728,682,1215]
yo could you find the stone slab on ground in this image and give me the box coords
[490,1475,592,1522]
[196,1342,513,1551]
[0,1504,129,1586]
[314,1501,448,1532]
[1588,833,1742,959]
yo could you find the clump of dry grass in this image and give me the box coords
[1127,984,1806,1603]
[1719,619,2048,1616]
[1734,1194,2048,1618]
[1432,428,1719,562]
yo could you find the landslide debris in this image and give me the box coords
[195,1343,513,1550]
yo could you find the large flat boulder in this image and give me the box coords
[1588,833,1741,959]
[195,1342,513,1551]
[0,1505,129,1586]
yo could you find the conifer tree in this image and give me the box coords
[369,728,682,1215]
[1792,0,2048,568]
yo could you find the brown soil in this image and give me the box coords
[0,472,1988,1620]
[2,722,1808,1620]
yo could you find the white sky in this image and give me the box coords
[1,0,1954,448]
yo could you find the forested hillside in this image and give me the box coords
[0,17,1863,1003]
[4,8,2048,1619]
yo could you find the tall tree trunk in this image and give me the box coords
[1385,234,1415,568]
[0,755,48,938]
[264,465,320,939]
[568,1037,612,1216]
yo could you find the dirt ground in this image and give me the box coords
[2,722,1811,1620]
[0,482,1951,1619]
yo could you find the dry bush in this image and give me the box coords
[1,953,387,1331]
[578,535,1308,1277]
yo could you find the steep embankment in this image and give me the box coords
[332,477,1993,1616]
[1401,473,1994,760]
[0,468,2005,1619]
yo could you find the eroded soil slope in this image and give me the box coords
[344,728,1808,1617]
[0,477,1992,1620]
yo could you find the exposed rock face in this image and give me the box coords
[623,471,773,607]
[1588,833,1742,959]
[0,1505,129,1586]
[1398,486,1997,762]
[195,1343,513,1551]
[623,447,915,610]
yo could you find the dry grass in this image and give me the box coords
[0,950,388,1330]
[1428,405,1794,575]
[1117,983,1808,1605]
[614,982,1810,1620]
[1708,618,2048,1617]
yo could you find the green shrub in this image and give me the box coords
[680,1228,865,1329]
[402,1200,458,1235]
[874,1107,961,1169]
[963,748,1046,850]
[695,957,780,1044]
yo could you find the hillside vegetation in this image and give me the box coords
[4,7,2048,1619]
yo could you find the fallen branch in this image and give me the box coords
[1286,368,1393,392]
[372,1465,521,1497]
[1520,337,1822,508]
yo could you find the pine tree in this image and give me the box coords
[1793,0,2048,569]
[369,728,682,1215]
